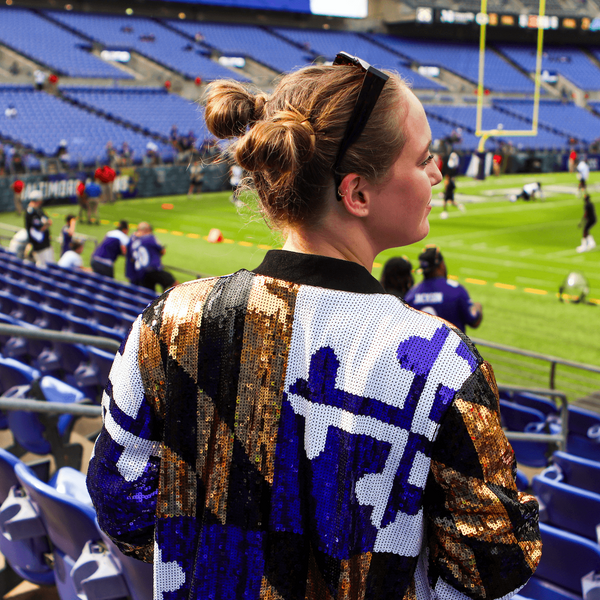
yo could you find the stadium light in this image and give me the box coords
[475,0,546,151]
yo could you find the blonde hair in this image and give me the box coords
[204,64,409,229]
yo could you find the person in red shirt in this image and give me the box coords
[11,179,24,215]
[95,165,116,204]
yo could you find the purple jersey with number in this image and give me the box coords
[126,234,163,284]
[404,277,480,332]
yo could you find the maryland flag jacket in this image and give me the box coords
[87,250,541,600]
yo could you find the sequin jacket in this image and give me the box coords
[87,250,541,600]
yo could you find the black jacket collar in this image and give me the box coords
[252,250,385,295]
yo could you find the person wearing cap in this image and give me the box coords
[24,190,54,267]
[404,245,482,332]
[380,255,414,299]
[91,220,130,278]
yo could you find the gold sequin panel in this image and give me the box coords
[235,276,299,484]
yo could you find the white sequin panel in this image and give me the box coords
[103,316,162,482]
[154,542,186,600]
[285,289,452,411]
[108,316,145,419]
[284,288,475,557]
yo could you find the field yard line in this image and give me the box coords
[442,249,600,281]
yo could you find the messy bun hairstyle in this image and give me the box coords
[204,64,409,229]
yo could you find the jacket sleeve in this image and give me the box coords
[424,360,541,599]
[86,314,164,562]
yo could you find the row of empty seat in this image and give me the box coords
[1,7,600,94]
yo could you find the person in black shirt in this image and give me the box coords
[577,194,597,252]
[24,190,54,266]
[440,173,464,219]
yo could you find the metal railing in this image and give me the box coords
[473,337,600,403]
[0,325,584,455]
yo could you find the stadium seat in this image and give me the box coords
[532,469,600,542]
[72,346,115,402]
[520,523,600,600]
[0,448,55,589]
[551,451,600,495]
[503,391,559,418]
[500,400,555,467]
[14,462,153,600]
[567,406,600,462]
[4,376,86,469]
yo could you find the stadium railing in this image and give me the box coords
[472,337,600,404]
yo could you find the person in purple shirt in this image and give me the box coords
[404,244,483,332]
[91,220,129,278]
[125,221,177,292]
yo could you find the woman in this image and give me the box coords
[87,54,541,600]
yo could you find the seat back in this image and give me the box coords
[0,447,21,504]
[510,391,559,417]
[552,451,600,495]
[533,472,600,541]
[528,523,600,595]
[500,400,546,431]
[14,462,98,561]
[0,357,40,394]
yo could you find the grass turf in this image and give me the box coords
[3,171,599,395]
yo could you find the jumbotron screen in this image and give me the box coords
[158,0,368,18]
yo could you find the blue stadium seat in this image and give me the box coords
[14,462,153,600]
[533,469,600,541]
[520,523,600,600]
[552,451,600,495]
[503,391,559,418]
[4,376,85,469]
[567,406,600,462]
[0,448,55,588]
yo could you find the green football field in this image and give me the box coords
[4,171,599,397]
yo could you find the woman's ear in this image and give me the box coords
[338,173,370,218]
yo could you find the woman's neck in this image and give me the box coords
[282,221,377,273]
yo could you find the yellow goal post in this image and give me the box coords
[476,0,546,152]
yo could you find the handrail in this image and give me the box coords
[0,397,101,417]
[0,323,120,352]
[472,337,600,389]
[498,383,568,452]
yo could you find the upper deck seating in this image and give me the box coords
[371,34,537,93]
[272,27,447,89]
[167,20,315,75]
[45,11,249,82]
[0,7,132,79]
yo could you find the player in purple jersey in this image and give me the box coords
[91,220,129,278]
[404,245,482,332]
[125,222,177,292]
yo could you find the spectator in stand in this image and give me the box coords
[33,69,46,91]
[119,142,132,167]
[404,245,483,333]
[169,124,179,147]
[380,255,414,299]
[126,221,177,292]
[91,220,130,278]
[229,162,243,206]
[4,104,17,119]
[60,214,76,256]
[188,159,204,196]
[25,190,54,267]
[568,148,577,173]
[95,165,116,204]
[577,157,590,197]
[58,239,90,271]
[11,179,24,215]
[106,141,118,169]
[144,142,161,166]
[577,193,597,253]
[446,150,460,177]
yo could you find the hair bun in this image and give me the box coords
[235,109,316,179]
[204,81,264,139]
